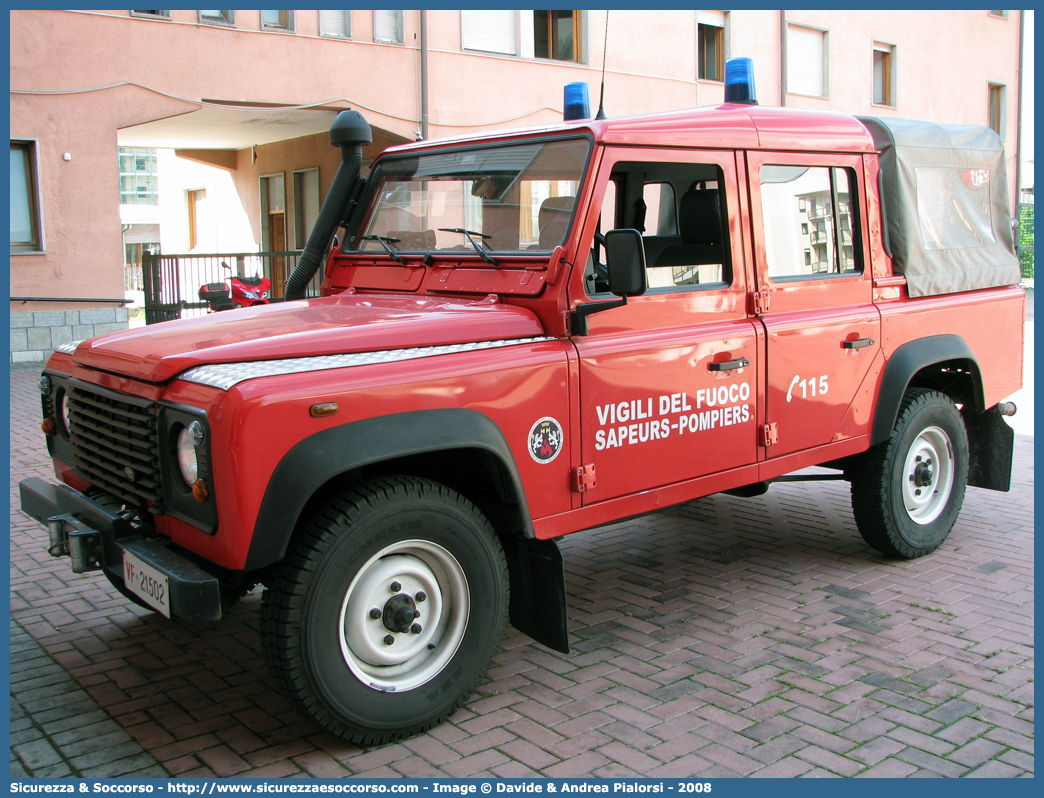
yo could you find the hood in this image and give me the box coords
[69,295,546,383]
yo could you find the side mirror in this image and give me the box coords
[570,229,647,336]
[605,229,647,297]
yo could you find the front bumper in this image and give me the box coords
[19,477,222,622]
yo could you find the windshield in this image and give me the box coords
[351,137,590,255]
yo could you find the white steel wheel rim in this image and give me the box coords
[901,425,955,525]
[339,540,470,692]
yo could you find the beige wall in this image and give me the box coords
[10,84,194,308]
[10,9,1025,324]
[230,132,394,250]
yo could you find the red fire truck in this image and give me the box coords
[21,61,1023,744]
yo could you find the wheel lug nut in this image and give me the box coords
[369,608,381,620]
[414,609,421,618]
[411,624,422,634]
[415,591,426,602]
[915,489,921,496]
[916,456,922,462]
[383,635,395,646]
[390,581,401,593]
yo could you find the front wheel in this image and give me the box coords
[260,477,508,745]
[851,389,969,558]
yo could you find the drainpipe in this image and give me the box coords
[780,11,787,106]
[1015,10,1024,212]
[420,10,429,140]
[121,224,131,280]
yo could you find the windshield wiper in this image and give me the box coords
[356,235,407,265]
[438,228,499,266]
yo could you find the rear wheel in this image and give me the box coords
[851,389,969,558]
[260,476,508,744]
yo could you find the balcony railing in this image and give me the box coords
[141,251,320,324]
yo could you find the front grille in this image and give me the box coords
[68,384,162,511]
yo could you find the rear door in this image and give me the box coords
[573,148,760,503]
[747,152,881,459]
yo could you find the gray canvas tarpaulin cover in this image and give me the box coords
[858,116,1021,298]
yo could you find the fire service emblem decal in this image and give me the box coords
[528,417,563,464]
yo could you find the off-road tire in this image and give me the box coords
[260,476,508,745]
[851,388,968,558]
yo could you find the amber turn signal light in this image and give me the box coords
[41,417,57,437]
[310,402,339,418]
[192,478,210,503]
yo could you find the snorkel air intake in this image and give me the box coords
[284,110,372,301]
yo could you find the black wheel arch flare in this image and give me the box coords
[245,408,535,571]
[871,334,984,446]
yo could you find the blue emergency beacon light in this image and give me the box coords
[564,82,591,121]
[724,57,758,105]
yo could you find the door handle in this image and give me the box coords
[708,357,750,371]
[842,338,875,350]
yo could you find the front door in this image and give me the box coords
[747,152,881,459]
[574,148,760,503]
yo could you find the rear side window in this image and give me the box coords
[760,165,860,278]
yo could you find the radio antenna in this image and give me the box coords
[595,11,609,119]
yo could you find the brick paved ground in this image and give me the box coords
[9,365,1033,778]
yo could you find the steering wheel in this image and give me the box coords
[587,232,610,292]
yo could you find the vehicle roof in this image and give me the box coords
[382,103,877,157]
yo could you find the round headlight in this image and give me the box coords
[56,389,71,438]
[176,426,199,485]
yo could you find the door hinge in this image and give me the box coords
[760,422,779,447]
[748,290,770,315]
[573,463,597,493]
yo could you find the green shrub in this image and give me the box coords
[1018,203,1034,279]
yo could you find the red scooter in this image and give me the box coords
[199,262,272,312]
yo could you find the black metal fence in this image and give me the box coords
[141,251,322,324]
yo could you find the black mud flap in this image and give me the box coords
[500,536,569,653]
[963,405,1015,492]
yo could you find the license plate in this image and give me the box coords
[123,550,171,617]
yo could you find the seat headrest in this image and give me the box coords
[679,189,722,245]
[538,196,576,248]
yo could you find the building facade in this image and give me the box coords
[10,9,1026,362]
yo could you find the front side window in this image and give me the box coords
[352,138,590,254]
[593,161,730,293]
[760,165,859,279]
[11,141,44,253]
